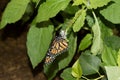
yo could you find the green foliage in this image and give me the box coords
[32,0,39,3]
[117,49,120,66]
[36,0,70,23]
[79,33,92,51]
[80,50,101,75]
[64,4,79,15]
[99,20,113,38]
[73,9,86,32]
[88,0,111,9]
[61,68,75,80]
[102,36,120,66]
[27,20,54,68]
[0,0,30,29]
[102,45,118,66]
[104,35,120,51]
[72,59,82,79]
[73,0,111,9]
[72,0,83,6]
[105,66,120,80]
[91,12,103,55]
[100,0,120,24]
[44,62,58,80]
[86,15,94,27]
[1,0,120,80]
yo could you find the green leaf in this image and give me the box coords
[44,63,59,80]
[80,50,101,75]
[102,45,117,66]
[99,20,113,39]
[91,12,103,55]
[32,0,39,3]
[27,20,54,68]
[36,0,70,23]
[61,68,75,80]
[72,0,83,6]
[21,2,34,23]
[105,66,120,80]
[72,59,82,78]
[104,35,120,51]
[73,9,86,32]
[64,4,79,15]
[100,0,120,24]
[86,0,111,9]
[86,15,94,27]
[44,31,77,80]
[117,49,120,66]
[0,0,30,29]
[79,33,92,51]
[58,32,77,70]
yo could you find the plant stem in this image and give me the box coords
[81,76,90,80]
[76,78,79,80]
[94,75,104,80]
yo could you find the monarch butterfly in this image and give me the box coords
[44,30,68,64]
[49,36,68,56]
[45,53,55,64]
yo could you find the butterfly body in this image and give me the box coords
[44,30,68,65]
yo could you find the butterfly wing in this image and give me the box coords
[45,53,55,64]
[49,37,68,56]
[45,36,68,65]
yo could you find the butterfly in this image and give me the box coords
[49,36,68,56]
[44,53,55,64]
[44,30,68,64]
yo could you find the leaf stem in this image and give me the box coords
[35,0,41,8]
[76,78,79,80]
[94,75,104,80]
[81,76,90,80]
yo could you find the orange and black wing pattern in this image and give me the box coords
[44,36,68,64]
[44,53,55,64]
[49,37,68,56]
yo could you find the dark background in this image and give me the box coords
[0,0,51,80]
